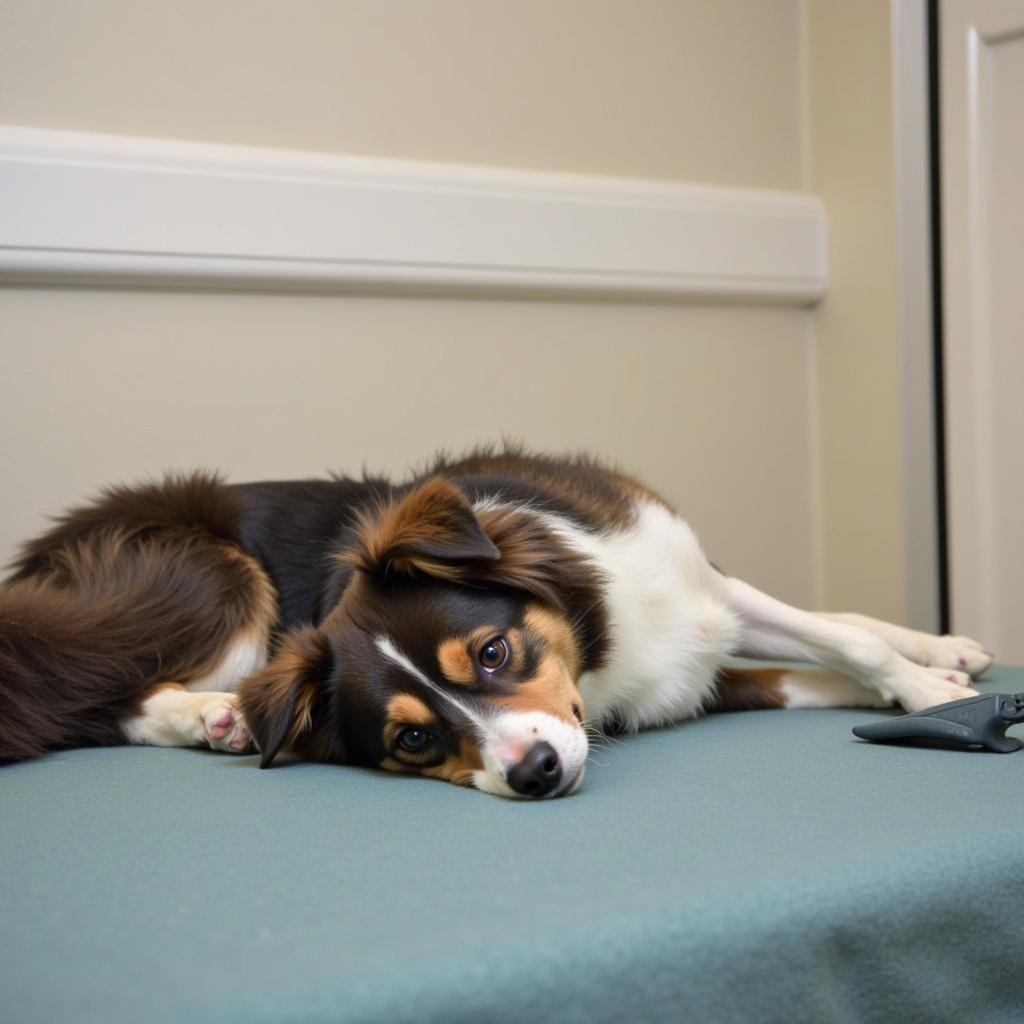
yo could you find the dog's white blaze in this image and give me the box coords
[374,634,492,733]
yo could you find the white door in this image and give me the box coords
[941,0,1024,660]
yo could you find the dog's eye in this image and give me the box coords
[478,636,509,672]
[396,727,432,753]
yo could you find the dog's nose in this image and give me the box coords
[507,741,562,797]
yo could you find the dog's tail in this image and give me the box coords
[704,666,788,713]
[0,477,264,762]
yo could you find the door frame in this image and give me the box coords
[892,0,946,633]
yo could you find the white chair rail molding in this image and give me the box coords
[0,125,827,304]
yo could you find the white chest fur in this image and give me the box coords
[549,502,740,731]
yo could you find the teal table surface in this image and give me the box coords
[4,667,1024,1024]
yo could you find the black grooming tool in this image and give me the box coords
[853,693,1024,753]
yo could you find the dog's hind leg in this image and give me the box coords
[814,613,992,677]
[709,666,891,712]
[721,577,979,714]
[0,528,275,761]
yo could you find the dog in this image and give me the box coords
[0,447,992,797]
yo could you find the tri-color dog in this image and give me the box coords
[0,448,992,797]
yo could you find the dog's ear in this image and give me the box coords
[347,477,500,579]
[236,626,336,768]
[473,505,594,610]
[346,477,598,610]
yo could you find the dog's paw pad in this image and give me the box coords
[228,723,252,751]
[199,698,252,754]
[206,708,235,740]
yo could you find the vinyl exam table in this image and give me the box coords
[4,666,1024,1024]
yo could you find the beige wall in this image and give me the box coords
[1,291,817,604]
[0,0,803,187]
[805,0,906,622]
[0,0,913,621]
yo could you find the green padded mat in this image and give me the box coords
[4,668,1024,1024]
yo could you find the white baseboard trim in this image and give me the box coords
[0,126,827,304]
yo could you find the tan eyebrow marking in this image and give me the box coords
[437,638,476,685]
[524,605,580,677]
[437,627,527,686]
[388,692,436,725]
[383,692,438,747]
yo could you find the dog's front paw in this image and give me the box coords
[198,694,252,753]
[889,662,980,713]
[915,635,993,677]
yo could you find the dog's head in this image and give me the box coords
[239,478,600,798]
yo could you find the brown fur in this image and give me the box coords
[345,478,607,625]
[524,605,581,680]
[423,738,484,787]
[472,506,594,610]
[707,667,787,712]
[8,471,243,582]
[343,477,499,580]
[382,738,484,787]
[218,548,279,648]
[0,475,271,761]
[433,447,670,529]
[236,626,336,767]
